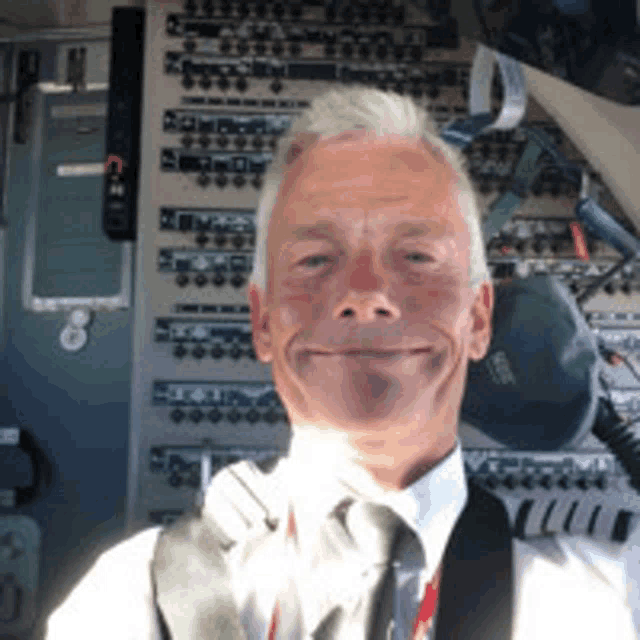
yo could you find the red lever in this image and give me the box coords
[105,155,123,174]
[569,221,590,261]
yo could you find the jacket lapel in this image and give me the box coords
[434,480,513,640]
[152,465,515,640]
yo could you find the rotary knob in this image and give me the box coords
[232,235,245,248]
[195,233,208,246]
[539,475,553,490]
[207,408,222,423]
[211,344,224,359]
[170,409,185,423]
[576,477,591,490]
[231,274,245,288]
[192,345,206,359]
[69,308,91,327]
[558,475,571,489]
[173,344,188,359]
[59,325,88,352]
[197,173,210,188]
[168,474,183,488]
[215,174,228,188]
[189,409,204,423]
[521,475,535,490]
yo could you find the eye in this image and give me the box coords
[403,251,435,263]
[299,255,333,269]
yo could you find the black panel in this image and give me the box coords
[103,7,146,241]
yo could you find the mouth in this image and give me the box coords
[308,348,432,357]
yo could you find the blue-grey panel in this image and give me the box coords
[33,92,120,297]
[1,46,135,640]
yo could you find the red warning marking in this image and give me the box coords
[105,155,123,174]
[569,221,590,261]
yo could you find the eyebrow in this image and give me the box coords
[290,221,455,240]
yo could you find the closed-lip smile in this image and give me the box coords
[308,348,431,356]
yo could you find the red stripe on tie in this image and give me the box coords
[268,600,280,640]
[269,506,297,639]
[412,564,443,640]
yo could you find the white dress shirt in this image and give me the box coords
[282,426,467,605]
[45,424,640,640]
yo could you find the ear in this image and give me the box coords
[285,132,320,166]
[248,284,273,364]
[468,281,494,362]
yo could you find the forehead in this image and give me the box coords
[274,134,464,234]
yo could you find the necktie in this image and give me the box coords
[268,502,442,640]
[348,502,442,640]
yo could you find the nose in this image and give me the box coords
[333,249,401,323]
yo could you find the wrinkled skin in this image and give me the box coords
[249,130,494,490]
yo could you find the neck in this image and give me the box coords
[289,420,458,492]
[357,432,458,490]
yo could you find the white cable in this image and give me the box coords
[469,43,528,132]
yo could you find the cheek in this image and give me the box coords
[271,293,327,342]
[403,281,466,320]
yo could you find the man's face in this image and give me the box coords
[249,131,493,447]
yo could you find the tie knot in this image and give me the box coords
[345,501,424,569]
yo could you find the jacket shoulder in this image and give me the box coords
[45,527,164,640]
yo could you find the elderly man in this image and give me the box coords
[45,87,640,640]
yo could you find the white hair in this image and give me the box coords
[249,86,490,296]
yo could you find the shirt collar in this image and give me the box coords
[283,425,468,571]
